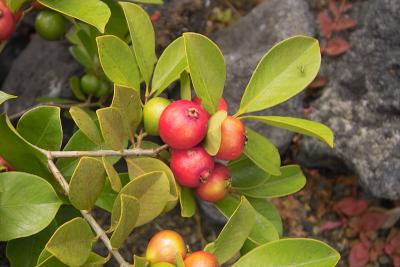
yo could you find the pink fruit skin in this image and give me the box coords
[196,163,230,203]
[0,2,16,41]
[184,251,219,267]
[170,146,214,188]
[216,116,245,161]
[159,100,208,149]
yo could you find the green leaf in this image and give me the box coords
[16,106,63,151]
[6,221,57,267]
[176,252,185,267]
[203,110,227,155]
[97,35,140,90]
[0,114,52,181]
[133,255,147,267]
[111,171,170,228]
[240,165,306,198]
[179,187,196,218]
[110,194,140,248]
[152,37,187,95]
[45,218,94,266]
[69,76,86,101]
[0,172,61,241]
[69,157,106,210]
[103,0,129,38]
[38,0,111,33]
[81,253,109,267]
[243,116,334,148]
[36,255,68,267]
[97,107,126,151]
[126,157,179,212]
[233,238,340,267]
[228,156,270,189]
[183,32,226,114]
[248,198,282,236]
[180,71,191,100]
[70,107,102,145]
[120,2,156,86]
[215,195,279,246]
[238,36,321,115]
[131,0,163,4]
[6,0,28,12]
[102,157,122,192]
[96,173,130,212]
[69,45,94,70]
[0,90,17,105]
[244,127,281,176]
[111,85,143,138]
[209,197,256,264]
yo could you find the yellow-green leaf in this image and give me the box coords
[183,32,226,114]
[97,107,125,151]
[228,156,270,190]
[69,157,105,210]
[243,115,334,148]
[0,90,16,105]
[69,107,102,145]
[110,194,140,248]
[238,36,321,115]
[180,71,191,100]
[179,187,196,218]
[203,110,227,155]
[102,157,122,192]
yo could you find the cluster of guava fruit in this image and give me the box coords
[144,96,245,203]
[146,230,219,267]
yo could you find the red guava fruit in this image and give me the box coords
[184,251,219,267]
[146,230,187,264]
[196,163,230,203]
[0,2,16,41]
[216,116,245,161]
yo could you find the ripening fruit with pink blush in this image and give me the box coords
[0,1,16,41]
[170,146,214,188]
[193,96,229,114]
[184,251,219,267]
[159,100,208,149]
[145,230,187,264]
[196,163,230,203]
[216,116,245,161]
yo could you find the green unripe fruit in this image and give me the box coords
[143,97,171,136]
[35,10,67,41]
[95,80,110,98]
[80,74,100,95]
[151,263,175,267]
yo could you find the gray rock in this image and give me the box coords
[1,35,80,115]
[199,0,315,224]
[295,0,400,199]
[213,0,315,152]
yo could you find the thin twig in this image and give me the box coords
[48,145,169,159]
[47,157,130,266]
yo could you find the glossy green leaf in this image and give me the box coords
[176,252,185,267]
[45,218,94,266]
[69,76,86,101]
[183,32,226,114]
[38,0,111,32]
[36,255,67,267]
[6,0,28,12]
[0,90,16,105]
[97,107,125,151]
[210,197,256,264]
[69,45,94,70]
[240,239,258,255]
[152,37,187,95]
[103,0,129,38]
[0,172,61,241]
[238,36,321,115]
[81,253,110,267]
[233,238,340,267]
[247,198,283,236]
[16,106,62,151]
[203,110,227,155]
[6,219,56,267]
[121,2,156,86]
[131,0,163,4]
[240,165,306,198]
[111,85,142,138]
[37,250,106,267]
[0,114,52,181]
[69,157,105,210]
[69,107,102,145]
[102,157,122,192]
[179,187,196,218]
[133,255,147,267]
[126,157,179,212]
[243,115,334,148]
[216,195,279,246]
[180,71,191,100]
[110,194,140,248]
[228,156,270,189]
[111,171,170,228]
[244,127,281,176]
[96,173,130,212]
[97,35,140,90]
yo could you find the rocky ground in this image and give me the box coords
[1,0,400,266]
